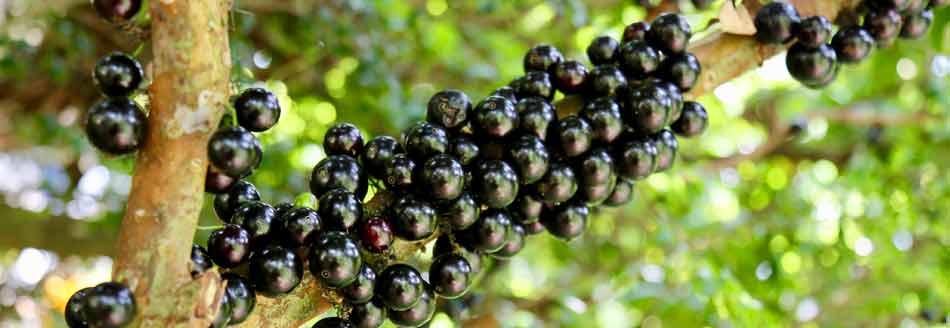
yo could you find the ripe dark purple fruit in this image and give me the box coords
[551,60,589,94]
[361,136,402,179]
[619,40,660,79]
[420,154,465,201]
[349,300,386,328]
[280,207,322,246]
[623,21,650,42]
[516,97,557,141]
[652,130,679,172]
[900,9,933,39]
[585,65,628,98]
[672,101,708,137]
[391,195,438,241]
[234,88,281,132]
[440,193,480,230]
[432,236,483,273]
[318,188,363,231]
[615,138,658,180]
[510,192,544,224]
[310,155,367,198]
[534,161,578,204]
[312,317,353,328]
[448,135,480,166]
[506,134,550,185]
[604,179,635,207]
[472,160,519,208]
[341,265,377,304]
[864,7,903,48]
[543,202,589,241]
[523,44,564,72]
[388,283,436,327]
[221,273,256,324]
[786,43,838,88]
[324,123,365,157]
[208,126,262,178]
[381,153,416,190]
[647,13,692,54]
[249,245,303,296]
[490,223,526,259]
[549,115,592,158]
[459,209,512,253]
[211,292,232,328]
[656,80,684,124]
[427,89,472,129]
[376,264,425,311]
[207,224,251,268]
[575,148,616,205]
[587,36,621,65]
[309,231,362,287]
[831,27,874,64]
[93,53,143,97]
[205,167,237,194]
[512,71,554,100]
[581,97,623,144]
[85,98,147,155]
[524,220,546,235]
[93,0,141,22]
[658,53,701,91]
[213,180,261,222]
[65,287,91,328]
[81,282,136,328]
[429,253,472,299]
[754,2,801,44]
[472,96,519,139]
[190,244,213,278]
[797,16,833,48]
[403,121,449,160]
[491,85,518,103]
[358,216,394,253]
[621,83,671,135]
[231,201,276,245]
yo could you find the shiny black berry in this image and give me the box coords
[309,231,363,287]
[652,130,679,172]
[534,161,578,204]
[864,7,903,48]
[524,220,546,235]
[672,101,708,137]
[429,253,472,299]
[585,65,628,98]
[205,167,237,194]
[619,40,660,79]
[900,9,933,39]
[211,292,231,328]
[310,155,367,198]
[472,96,519,139]
[80,282,136,328]
[342,265,377,304]
[234,88,281,132]
[786,43,838,88]
[432,236,483,273]
[516,97,557,141]
[459,209,512,253]
[381,153,416,190]
[403,121,449,160]
[754,2,801,44]
[831,27,874,63]
[656,80,684,124]
[543,201,589,241]
[491,85,518,103]
[348,300,386,328]
[506,134,550,185]
[190,244,213,278]
[581,97,623,144]
[208,126,262,178]
[93,53,143,97]
[65,287,91,328]
[362,136,402,179]
[523,44,564,72]
[510,192,544,224]
[647,13,692,54]
[426,90,472,129]
[312,317,353,328]
[391,194,438,241]
[797,16,833,48]
[274,202,295,221]
[358,216,394,253]
[615,138,658,180]
[440,192,480,230]
[623,21,650,42]
[587,36,621,65]
[207,224,251,268]
[318,188,363,231]
[448,135,480,166]
[420,154,465,201]
[231,201,276,245]
[376,264,425,311]
[94,0,141,22]
[472,160,519,208]
[280,207,322,247]
[513,71,554,101]
[551,60,588,94]
[388,283,436,327]
[221,273,256,324]
[575,148,616,205]
[658,53,701,91]
[85,98,147,155]
[604,179,635,206]
[550,115,593,158]
[490,223,526,259]
[324,123,365,157]
[213,180,261,222]
[621,83,671,135]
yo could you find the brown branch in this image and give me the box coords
[111,0,234,327]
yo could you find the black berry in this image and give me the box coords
[324,123,365,157]
[658,53,701,91]
[341,264,377,304]
[391,194,438,241]
[786,43,838,88]
[604,179,635,207]
[506,134,550,185]
[234,88,281,132]
[458,209,512,253]
[65,287,92,328]
[312,317,353,328]
[797,16,833,48]
[472,160,519,208]
[621,82,671,135]
[231,201,276,245]
[832,27,875,63]
[221,273,256,324]
[619,40,660,79]
[534,161,578,204]
[472,96,519,139]
[448,134,480,166]
[420,154,465,201]
[427,89,472,129]
[585,65,628,98]
[491,85,518,103]
[94,0,141,22]
[381,153,416,190]
[647,13,692,54]
[671,101,708,137]
[208,126,262,178]
[213,180,261,222]
[551,60,589,94]
[207,224,251,268]
[318,188,363,231]
[376,264,425,311]
[587,36,621,65]
[402,121,449,160]
[512,71,554,100]
[652,129,679,172]
[524,220,546,235]
[361,136,402,179]
[280,207,322,247]
[190,244,213,278]
[623,21,650,43]
[429,253,472,299]
[310,155,367,198]
[754,2,802,44]
[864,7,903,48]
[490,223,526,259]
[575,148,616,205]
[549,115,592,157]
[358,216,394,253]
[205,167,237,194]
[440,192,480,230]
[581,97,623,144]
[510,192,544,224]
[80,282,136,328]
[388,283,436,327]
[348,300,386,328]
[615,137,658,180]
[85,98,147,155]
[900,9,933,39]
[542,201,589,241]
[211,292,232,328]
[523,44,564,72]
[516,97,557,141]
[309,231,363,287]
[93,53,143,97]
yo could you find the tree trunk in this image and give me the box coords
[111,0,233,326]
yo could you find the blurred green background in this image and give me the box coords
[1,0,949,327]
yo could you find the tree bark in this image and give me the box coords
[111,0,233,327]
